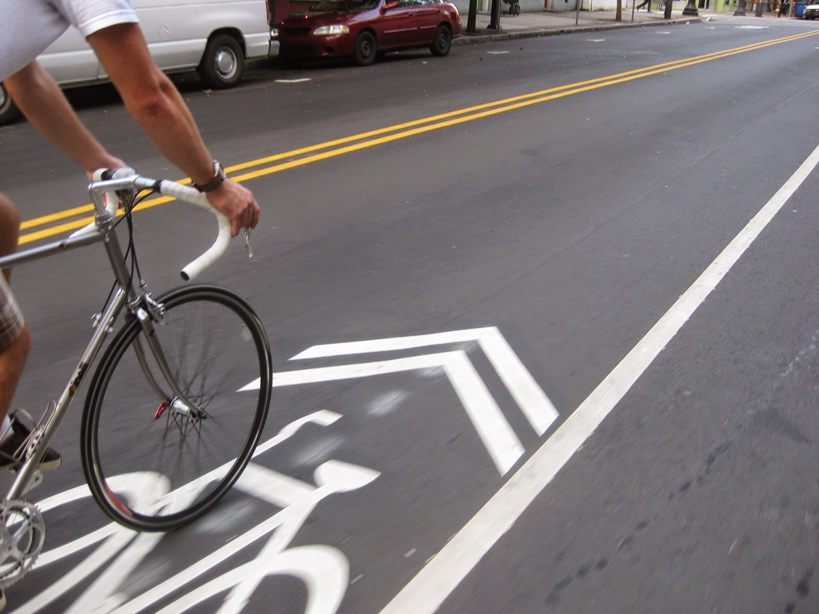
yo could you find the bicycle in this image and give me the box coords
[0,168,273,590]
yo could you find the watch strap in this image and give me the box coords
[193,161,226,193]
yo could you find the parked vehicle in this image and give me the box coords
[0,0,277,125]
[804,2,819,17]
[273,0,462,66]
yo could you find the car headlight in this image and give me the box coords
[313,25,349,35]
[270,27,279,38]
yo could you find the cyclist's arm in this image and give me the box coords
[4,62,125,174]
[86,23,259,236]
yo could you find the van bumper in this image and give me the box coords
[269,40,280,58]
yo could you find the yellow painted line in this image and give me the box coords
[19,29,819,245]
[227,31,819,182]
[221,31,819,175]
[19,177,193,231]
[20,203,95,230]
[19,195,177,243]
[21,218,96,243]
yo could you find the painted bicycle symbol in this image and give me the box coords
[12,410,379,614]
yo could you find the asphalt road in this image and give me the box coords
[2,14,819,614]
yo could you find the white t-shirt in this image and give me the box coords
[0,0,138,82]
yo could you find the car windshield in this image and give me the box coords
[310,0,379,10]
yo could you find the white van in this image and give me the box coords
[0,0,276,124]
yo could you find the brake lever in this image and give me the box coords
[244,226,253,259]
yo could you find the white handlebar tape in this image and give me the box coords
[158,180,232,281]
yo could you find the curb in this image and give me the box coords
[452,16,701,45]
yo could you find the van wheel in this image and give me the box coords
[0,84,21,126]
[199,34,245,89]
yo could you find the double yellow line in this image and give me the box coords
[19,29,819,245]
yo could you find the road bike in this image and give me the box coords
[0,169,273,590]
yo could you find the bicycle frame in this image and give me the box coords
[0,176,202,502]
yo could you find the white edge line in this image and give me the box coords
[378,143,819,614]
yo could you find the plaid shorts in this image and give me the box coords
[0,273,24,353]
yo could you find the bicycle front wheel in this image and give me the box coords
[81,285,272,532]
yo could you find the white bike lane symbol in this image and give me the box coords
[13,410,379,614]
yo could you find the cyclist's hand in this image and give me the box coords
[86,156,128,181]
[206,179,260,238]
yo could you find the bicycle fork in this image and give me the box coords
[103,229,206,427]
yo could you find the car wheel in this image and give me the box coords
[430,25,452,57]
[0,84,21,126]
[198,34,245,89]
[354,32,377,66]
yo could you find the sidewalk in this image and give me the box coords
[454,5,792,42]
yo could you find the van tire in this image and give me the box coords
[0,84,21,126]
[199,34,245,89]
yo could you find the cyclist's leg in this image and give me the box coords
[0,191,29,423]
[0,191,60,470]
[0,192,21,279]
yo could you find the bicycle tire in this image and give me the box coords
[80,284,272,532]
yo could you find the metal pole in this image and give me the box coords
[488,0,502,29]
[467,0,479,33]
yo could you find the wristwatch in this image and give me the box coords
[192,160,226,193]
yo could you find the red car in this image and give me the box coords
[273,0,462,66]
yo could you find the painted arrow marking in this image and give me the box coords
[241,327,557,475]
[291,327,557,435]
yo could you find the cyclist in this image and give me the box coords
[0,2,261,605]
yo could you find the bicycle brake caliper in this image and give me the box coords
[143,294,165,324]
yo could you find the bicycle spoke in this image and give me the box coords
[81,285,271,532]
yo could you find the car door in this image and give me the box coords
[412,0,442,44]
[375,0,420,49]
